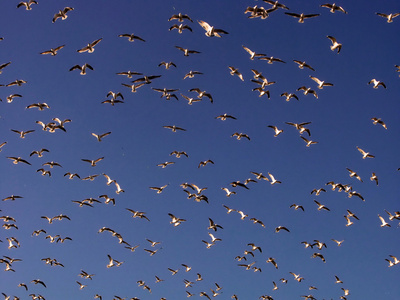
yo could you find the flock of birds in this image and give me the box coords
[1,0,399,300]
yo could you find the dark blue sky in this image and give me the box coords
[1,0,400,299]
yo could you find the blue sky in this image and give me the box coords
[1,0,400,299]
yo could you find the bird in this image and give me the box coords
[231,132,250,140]
[285,12,320,23]
[168,13,193,22]
[0,142,7,152]
[346,168,363,182]
[26,103,50,110]
[92,132,111,142]
[5,94,23,103]
[69,63,93,75]
[163,125,186,132]
[40,45,65,56]
[290,204,305,211]
[169,23,192,33]
[158,61,177,69]
[378,214,391,227]
[81,157,104,167]
[293,60,315,71]
[251,171,269,181]
[228,66,244,81]
[76,281,87,289]
[0,62,11,74]
[371,117,387,129]
[36,169,51,177]
[64,172,80,179]
[167,267,179,275]
[175,46,201,56]
[121,82,145,93]
[157,161,175,168]
[327,36,342,53]
[30,149,49,157]
[118,33,145,42]
[77,38,102,53]
[198,160,214,168]
[311,252,326,263]
[208,218,223,231]
[221,187,236,197]
[357,146,375,159]
[216,113,237,121]
[297,86,318,98]
[189,88,213,103]
[268,172,281,185]
[280,92,299,102]
[376,12,400,23]
[242,46,266,60]
[181,93,202,105]
[168,213,186,226]
[266,257,278,269]
[184,70,203,80]
[17,0,38,10]
[7,156,31,165]
[332,239,344,246]
[264,0,290,10]
[52,7,74,23]
[275,226,290,233]
[321,3,347,13]
[314,200,330,211]
[258,56,286,64]
[31,279,46,288]
[301,136,318,147]
[198,20,228,37]
[368,79,386,89]
[170,151,188,158]
[252,87,270,98]
[6,79,27,87]
[310,76,334,89]
[346,210,360,220]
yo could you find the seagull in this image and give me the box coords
[169,23,192,33]
[17,0,38,10]
[285,12,320,23]
[327,36,342,53]
[280,92,299,102]
[266,257,278,269]
[168,13,193,22]
[216,113,237,121]
[223,205,236,214]
[290,204,304,211]
[251,171,269,181]
[378,214,391,227]
[0,142,7,152]
[198,160,214,168]
[149,185,168,193]
[92,132,111,142]
[258,56,286,64]
[30,149,49,157]
[268,172,281,185]
[69,63,93,75]
[76,281,87,289]
[26,103,50,110]
[157,161,175,168]
[36,168,51,176]
[357,146,375,159]
[170,151,188,158]
[121,82,145,93]
[163,125,186,132]
[293,60,315,71]
[175,46,201,56]
[181,93,202,105]
[40,45,65,56]
[198,20,228,37]
[371,117,387,129]
[31,279,47,288]
[52,7,74,23]
[118,33,145,42]
[321,3,347,14]
[311,252,326,263]
[6,79,27,87]
[376,12,400,23]
[332,239,344,246]
[346,210,359,220]
[183,71,203,80]
[275,226,290,233]
[228,66,244,81]
[252,87,270,98]
[346,168,363,182]
[314,200,330,211]
[114,182,125,194]
[168,213,186,226]
[264,0,290,10]
[242,46,266,60]
[158,61,177,69]
[221,187,236,197]
[310,76,334,89]
[7,156,31,165]
[368,79,386,89]
[189,88,213,103]
[237,210,248,220]
[231,132,250,140]
[77,38,102,53]
[297,86,318,98]
[208,218,223,231]
[5,94,22,103]
[301,136,318,147]
[3,195,23,201]
[81,157,104,167]
[267,125,284,137]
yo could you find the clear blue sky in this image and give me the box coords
[1,0,400,299]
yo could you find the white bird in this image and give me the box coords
[327,36,342,53]
[368,79,386,89]
[293,60,315,71]
[378,214,391,227]
[221,187,236,197]
[52,7,74,23]
[357,146,375,159]
[371,117,387,129]
[77,38,102,53]
[17,0,38,10]
[321,3,347,14]
[376,12,400,23]
[285,12,320,23]
[310,76,334,89]
[301,136,318,147]
[40,45,65,56]
[228,66,244,81]
[268,172,281,185]
[198,20,228,37]
[69,63,93,75]
[242,46,266,60]
[92,132,111,142]
[118,33,145,42]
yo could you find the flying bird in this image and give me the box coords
[327,36,342,53]
[69,63,93,75]
[357,146,375,159]
[368,79,386,89]
[198,20,228,37]
[118,33,145,42]
[376,12,400,23]
[321,3,347,14]
[285,12,320,23]
[77,38,102,53]
[40,45,65,56]
[52,7,74,23]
